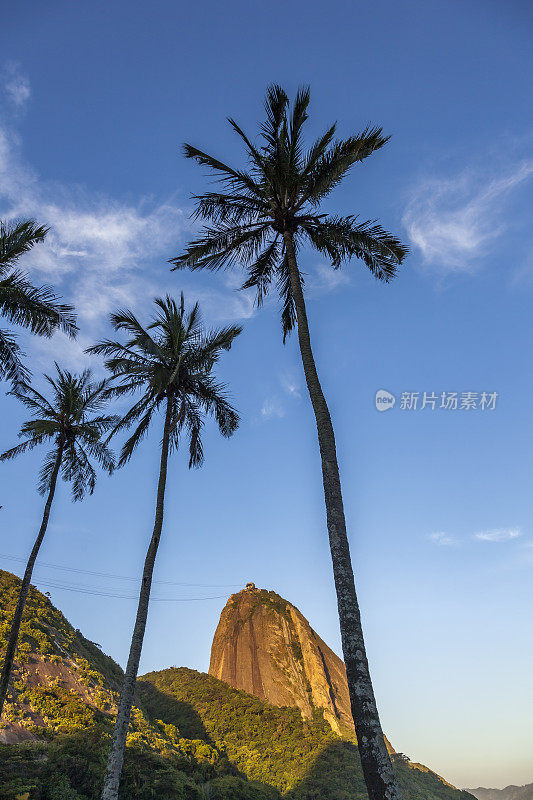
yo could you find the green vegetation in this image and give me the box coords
[139,668,475,800]
[138,667,342,793]
[0,571,477,800]
[0,571,270,800]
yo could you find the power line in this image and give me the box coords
[30,577,227,602]
[0,553,242,588]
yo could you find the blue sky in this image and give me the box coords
[1,0,532,789]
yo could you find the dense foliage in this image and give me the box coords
[0,572,475,800]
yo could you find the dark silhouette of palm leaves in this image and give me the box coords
[87,293,241,466]
[171,84,408,341]
[1,366,116,500]
[0,219,78,386]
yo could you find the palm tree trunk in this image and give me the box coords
[0,440,64,718]
[283,231,402,800]
[100,396,173,800]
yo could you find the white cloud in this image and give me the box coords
[280,371,301,400]
[310,262,350,292]
[428,532,456,547]
[256,372,301,424]
[2,63,31,109]
[260,397,285,421]
[28,331,96,373]
[403,160,533,272]
[192,285,256,323]
[0,118,186,303]
[474,528,522,543]
[0,102,260,372]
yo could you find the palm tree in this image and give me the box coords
[0,219,78,386]
[171,86,408,800]
[0,366,116,716]
[87,294,241,800]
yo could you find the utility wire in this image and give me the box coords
[0,553,242,588]
[30,577,227,602]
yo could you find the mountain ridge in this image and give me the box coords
[468,785,533,800]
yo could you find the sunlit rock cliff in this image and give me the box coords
[209,583,357,735]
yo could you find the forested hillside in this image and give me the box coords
[0,571,476,800]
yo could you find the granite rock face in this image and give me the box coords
[209,584,355,734]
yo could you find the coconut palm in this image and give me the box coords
[0,219,78,386]
[0,366,116,716]
[171,86,408,800]
[87,294,240,800]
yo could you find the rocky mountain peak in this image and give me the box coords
[209,585,355,735]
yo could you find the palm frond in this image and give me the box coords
[118,405,156,467]
[183,144,264,200]
[63,442,96,501]
[288,86,310,175]
[77,437,115,476]
[302,216,408,281]
[240,237,281,306]
[0,270,77,337]
[301,124,337,178]
[191,193,268,226]
[11,382,59,419]
[260,85,289,148]
[278,251,297,343]
[0,434,50,461]
[105,395,155,441]
[0,219,49,273]
[0,327,27,386]
[170,223,269,272]
[38,447,61,496]
[185,407,204,468]
[299,127,390,207]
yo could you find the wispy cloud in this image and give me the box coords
[2,63,31,109]
[0,117,187,322]
[260,397,285,421]
[257,371,302,423]
[474,528,522,543]
[280,371,301,400]
[0,86,259,372]
[310,262,351,292]
[403,160,533,273]
[428,532,457,547]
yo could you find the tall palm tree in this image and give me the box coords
[0,219,78,386]
[0,366,116,716]
[87,294,241,800]
[171,86,408,800]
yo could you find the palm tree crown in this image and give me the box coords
[0,219,78,385]
[1,366,116,500]
[171,84,408,340]
[87,294,241,466]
